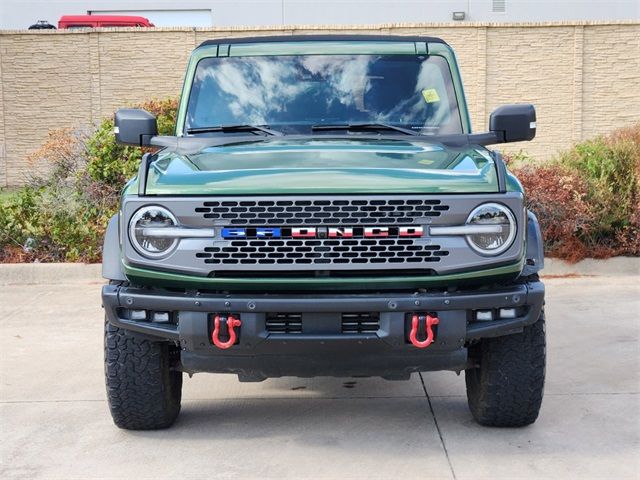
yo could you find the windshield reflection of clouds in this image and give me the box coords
[300,55,371,111]
[375,62,452,127]
[187,55,461,133]
[195,57,308,124]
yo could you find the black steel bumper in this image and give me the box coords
[102,281,544,380]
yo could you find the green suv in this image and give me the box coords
[102,35,545,430]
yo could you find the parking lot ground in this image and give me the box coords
[1,275,639,480]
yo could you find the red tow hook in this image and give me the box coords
[212,314,242,349]
[409,313,439,348]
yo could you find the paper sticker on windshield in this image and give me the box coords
[421,89,440,103]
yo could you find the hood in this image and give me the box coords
[144,138,499,195]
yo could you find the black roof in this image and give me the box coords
[197,34,447,49]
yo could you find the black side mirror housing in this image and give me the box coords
[489,104,536,143]
[114,109,158,146]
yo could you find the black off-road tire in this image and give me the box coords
[104,319,183,430]
[465,310,546,427]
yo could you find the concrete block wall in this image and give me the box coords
[0,21,638,186]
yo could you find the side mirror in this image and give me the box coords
[114,109,158,146]
[489,104,536,143]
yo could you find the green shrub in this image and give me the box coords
[556,125,639,248]
[0,186,42,260]
[503,150,535,168]
[87,98,178,187]
[0,98,178,262]
[513,123,640,260]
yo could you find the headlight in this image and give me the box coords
[465,203,516,255]
[129,206,179,258]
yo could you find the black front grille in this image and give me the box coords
[266,313,302,334]
[341,313,380,334]
[196,198,449,226]
[196,238,448,266]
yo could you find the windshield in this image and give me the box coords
[185,54,462,135]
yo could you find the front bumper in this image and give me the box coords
[102,280,544,380]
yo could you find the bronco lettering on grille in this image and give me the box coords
[221,226,424,239]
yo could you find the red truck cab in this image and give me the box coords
[58,15,154,29]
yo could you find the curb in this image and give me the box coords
[0,258,638,285]
[542,257,640,277]
[0,263,103,285]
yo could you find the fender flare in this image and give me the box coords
[522,209,545,277]
[102,215,126,281]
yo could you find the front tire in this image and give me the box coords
[104,319,182,430]
[465,310,546,427]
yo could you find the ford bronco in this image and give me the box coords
[102,35,545,430]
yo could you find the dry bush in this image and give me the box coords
[0,98,178,263]
[514,123,640,262]
[515,164,596,262]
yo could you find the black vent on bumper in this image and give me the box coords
[266,313,302,334]
[341,313,380,334]
[196,198,449,226]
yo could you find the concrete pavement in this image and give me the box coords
[0,275,639,479]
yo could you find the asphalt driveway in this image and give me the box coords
[1,274,638,479]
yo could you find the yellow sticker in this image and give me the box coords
[421,88,440,103]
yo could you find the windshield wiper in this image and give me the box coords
[311,122,419,136]
[186,124,283,136]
